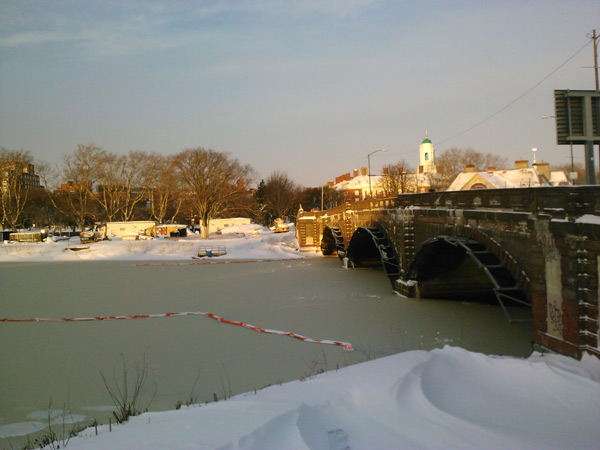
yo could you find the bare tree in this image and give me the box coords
[27,161,60,227]
[174,148,253,239]
[86,150,153,222]
[296,185,343,212]
[436,148,507,186]
[94,152,124,222]
[378,159,414,196]
[61,149,162,223]
[57,144,105,229]
[118,151,154,221]
[0,148,34,228]
[262,171,299,221]
[146,154,183,223]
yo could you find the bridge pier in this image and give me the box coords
[296,187,600,360]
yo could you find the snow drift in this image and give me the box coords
[65,346,600,450]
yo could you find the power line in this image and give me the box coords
[437,39,593,146]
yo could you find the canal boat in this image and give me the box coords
[64,245,90,252]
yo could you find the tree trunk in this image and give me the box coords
[201,216,210,239]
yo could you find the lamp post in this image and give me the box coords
[542,114,575,176]
[368,148,387,198]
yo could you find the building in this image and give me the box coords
[192,217,252,235]
[419,131,437,174]
[1,162,42,194]
[329,134,441,201]
[54,180,88,194]
[382,133,441,194]
[447,160,571,191]
[332,167,385,202]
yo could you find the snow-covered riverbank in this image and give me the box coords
[63,347,600,450]
[0,223,303,262]
[2,224,599,449]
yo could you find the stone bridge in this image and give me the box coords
[295,186,600,360]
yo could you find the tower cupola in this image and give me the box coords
[419,131,437,174]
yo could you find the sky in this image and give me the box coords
[1,1,599,187]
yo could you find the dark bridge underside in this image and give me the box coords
[408,236,530,313]
[345,229,529,314]
[321,226,345,258]
[408,237,496,300]
[345,227,401,287]
[346,228,382,265]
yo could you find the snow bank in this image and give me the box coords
[0,224,303,262]
[576,214,600,225]
[65,346,600,450]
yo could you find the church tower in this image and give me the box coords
[419,131,437,174]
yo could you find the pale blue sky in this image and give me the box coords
[1,1,598,186]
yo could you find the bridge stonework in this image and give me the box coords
[296,186,600,360]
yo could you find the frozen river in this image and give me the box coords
[0,257,532,445]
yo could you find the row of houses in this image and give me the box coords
[328,136,572,203]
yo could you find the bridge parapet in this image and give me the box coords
[296,197,398,252]
[399,186,600,219]
[297,186,600,359]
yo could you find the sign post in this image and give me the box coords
[554,89,600,184]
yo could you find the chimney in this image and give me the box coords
[236,179,245,190]
[515,160,529,169]
[382,167,388,175]
[536,162,550,180]
[487,166,495,172]
[361,167,367,176]
[418,165,424,174]
[353,169,358,177]
[398,166,403,174]
[465,164,475,173]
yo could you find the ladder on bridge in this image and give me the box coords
[453,238,531,323]
[330,226,346,259]
[364,226,401,288]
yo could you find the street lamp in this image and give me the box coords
[368,148,387,198]
[542,114,574,174]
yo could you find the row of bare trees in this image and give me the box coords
[1,145,324,236]
[51,144,184,231]
[51,145,262,238]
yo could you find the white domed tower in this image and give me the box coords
[419,131,437,174]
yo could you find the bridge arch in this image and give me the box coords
[320,225,345,258]
[346,226,400,288]
[449,225,532,301]
[407,232,531,321]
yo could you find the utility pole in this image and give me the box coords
[321,183,324,210]
[593,29,599,185]
[593,29,599,91]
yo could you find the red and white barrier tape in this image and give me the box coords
[136,258,299,267]
[0,311,354,351]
